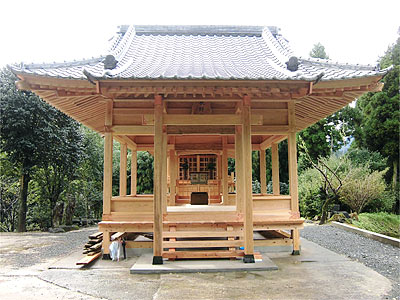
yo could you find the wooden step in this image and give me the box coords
[163,240,242,248]
[76,253,101,265]
[163,230,243,238]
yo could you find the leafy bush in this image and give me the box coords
[266,181,289,195]
[339,167,387,213]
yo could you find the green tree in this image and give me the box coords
[352,35,400,189]
[0,68,83,231]
[309,42,329,59]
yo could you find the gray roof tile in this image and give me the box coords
[10,25,389,81]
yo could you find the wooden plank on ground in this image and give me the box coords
[76,252,102,265]
[89,232,103,239]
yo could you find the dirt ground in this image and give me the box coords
[0,226,395,300]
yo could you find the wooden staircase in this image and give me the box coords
[162,224,245,260]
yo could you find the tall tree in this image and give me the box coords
[352,35,400,189]
[0,68,83,231]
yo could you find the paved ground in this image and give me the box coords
[0,225,397,300]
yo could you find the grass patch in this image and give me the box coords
[353,212,400,238]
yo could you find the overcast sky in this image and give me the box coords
[1,0,399,68]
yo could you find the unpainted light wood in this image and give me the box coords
[163,114,263,125]
[153,95,163,257]
[119,143,127,196]
[131,150,137,195]
[271,143,280,195]
[162,131,168,213]
[235,125,243,213]
[242,96,254,255]
[222,137,229,205]
[260,149,267,194]
[169,149,177,205]
[288,103,299,212]
[163,230,243,238]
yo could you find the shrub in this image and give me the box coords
[339,167,387,213]
[353,212,400,238]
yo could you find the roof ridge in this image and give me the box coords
[116,25,279,37]
[299,57,379,71]
[12,56,104,70]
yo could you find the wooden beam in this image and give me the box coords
[115,135,137,150]
[119,142,127,197]
[175,143,222,151]
[260,149,267,194]
[112,125,154,135]
[251,125,289,135]
[163,114,263,125]
[153,95,163,261]
[271,143,280,195]
[222,137,229,205]
[130,149,137,196]
[242,96,254,257]
[167,125,235,135]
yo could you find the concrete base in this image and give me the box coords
[130,253,278,274]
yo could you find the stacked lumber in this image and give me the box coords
[83,232,103,256]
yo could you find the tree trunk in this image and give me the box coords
[17,172,30,232]
[393,160,398,189]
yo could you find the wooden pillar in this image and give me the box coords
[235,127,243,213]
[271,143,280,195]
[102,100,113,258]
[103,100,113,216]
[169,149,177,206]
[217,153,222,200]
[119,143,127,196]
[162,131,168,213]
[288,101,300,255]
[153,95,164,264]
[130,149,137,195]
[260,149,267,195]
[242,96,254,262]
[222,137,229,205]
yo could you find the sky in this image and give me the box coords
[1,0,399,68]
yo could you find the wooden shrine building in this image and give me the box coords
[10,25,388,264]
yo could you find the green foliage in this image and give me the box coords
[346,148,387,172]
[353,212,400,238]
[309,42,329,59]
[137,151,154,194]
[339,166,387,213]
[266,181,289,195]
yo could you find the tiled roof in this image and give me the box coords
[10,25,389,81]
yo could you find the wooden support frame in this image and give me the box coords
[103,100,113,216]
[260,149,267,194]
[271,143,280,195]
[153,95,164,264]
[222,137,229,205]
[241,96,255,259]
[169,149,177,205]
[130,149,137,195]
[119,142,127,197]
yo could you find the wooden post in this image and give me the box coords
[271,143,280,195]
[217,153,222,201]
[103,100,113,216]
[222,137,229,205]
[162,131,168,213]
[102,100,113,259]
[242,96,254,262]
[260,149,267,194]
[119,143,127,196]
[235,127,243,213]
[130,150,137,195]
[169,149,177,206]
[153,95,164,264]
[288,101,300,255]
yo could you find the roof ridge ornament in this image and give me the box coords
[104,55,118,70]
[286,56,299,72]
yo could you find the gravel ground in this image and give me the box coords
[0,226,97,269]
[301,224,400,300]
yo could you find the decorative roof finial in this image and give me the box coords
[286,56,299,72]
[104,55,118,70]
